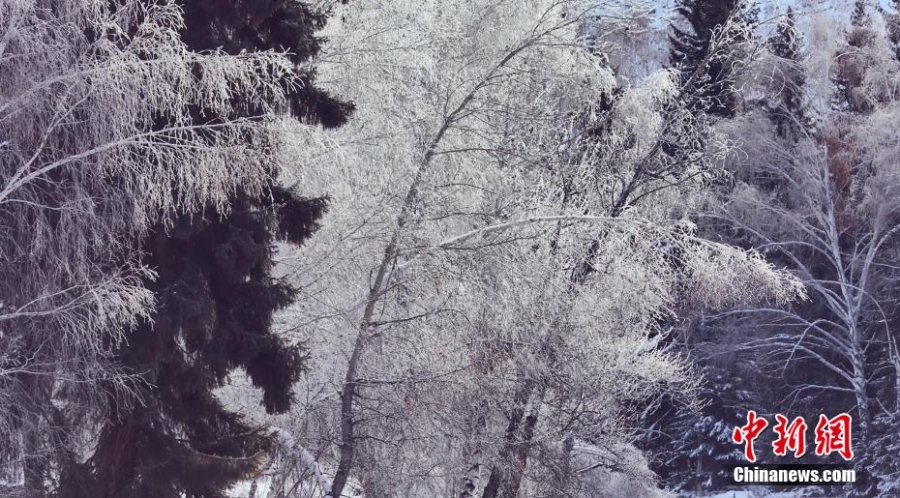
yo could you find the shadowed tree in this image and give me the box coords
[767,7,810,141]
[669,0,755,118]
[0,0,344,495]
[886,0,900,61]
[57,1,352,497]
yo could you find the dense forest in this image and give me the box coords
[1,0,899,496]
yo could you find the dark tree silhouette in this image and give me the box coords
[58,2,352,497]
[767,7,810,141]
[669,0,752,118]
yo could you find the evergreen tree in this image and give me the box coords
[866,345,900,496]
[767,7,810,141]
[885,0,900,61]
[179,0,351,129]
[58,2,351,496]
[833,0,877,113]
[852,0,869,27]
[641,373,745,494]
[669,0,754,118]
[643,8,773,491]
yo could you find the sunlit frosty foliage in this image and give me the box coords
[257,0,803,496]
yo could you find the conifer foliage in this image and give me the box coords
[669,0,752,118]
[14,0,900,496]
[767,7,809,141]
[58,1,351,497]
[888,0,900,61]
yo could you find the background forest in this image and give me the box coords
[0,0,899,497]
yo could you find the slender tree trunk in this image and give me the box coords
[481,378,535,498]
[480,379,548,498]
[850,334,870,448]
[481,191,623,497]
[21,373,49,498]
[549,437,574,498]
[331,232,402,497]
[500,392,543,498]
[330,327,368,498]
[23,428,45,497]
[330,126,449,498]
[892,338,900,416]
[459,414,487,498]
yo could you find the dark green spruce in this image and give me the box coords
[669,0,753,118]
[58,2,351,497]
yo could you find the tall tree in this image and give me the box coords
[57,1,351,497]
[639,6,815,493]
[767,7,810,141]
[716,121,899,472]
[0,0,315,494]
[852,0,869,27]
[833,0,878,113]
[669,0,755,118]
[264,2,801,497]
[886,0,900,61]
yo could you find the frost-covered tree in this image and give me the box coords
[249,1,803,497]
[659,7,900,493]
[832,0,883,114]
[0,0,328,494]
[53,1,352,497]
[669,0,757,118]
[639,6,818,492]
[715,101,900,462]
[886,0,900,61]
[766,7,811,141]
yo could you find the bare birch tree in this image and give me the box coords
[706,7,900,453]
[715,113,900,451]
